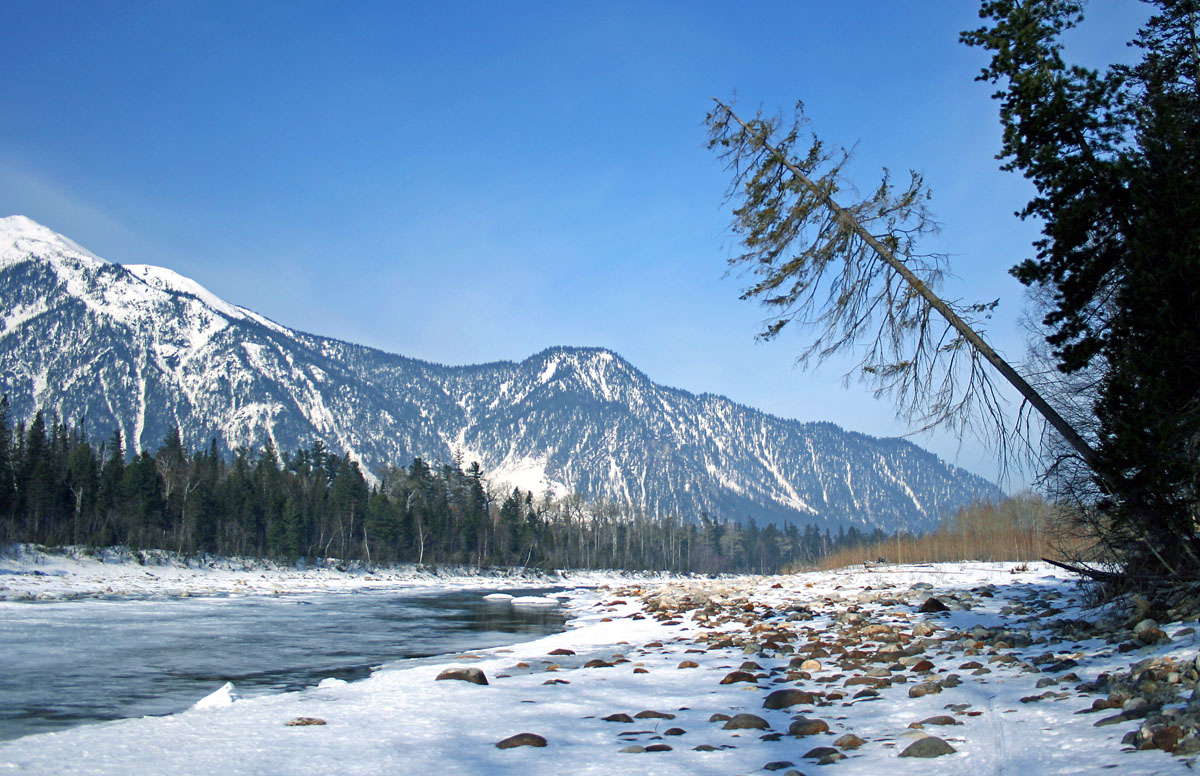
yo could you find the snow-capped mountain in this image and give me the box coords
[0,215,1001,531]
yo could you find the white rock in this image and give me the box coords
[193,681,239,709]
[317,677,348,689]
[510,595,557,606]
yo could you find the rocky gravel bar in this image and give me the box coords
[2,561,1198,775]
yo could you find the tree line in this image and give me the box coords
[0,401,891,574]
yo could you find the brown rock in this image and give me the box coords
[788,717,830,737]
[763,688,816,710]
[916,715,961,726]
[1152,726,1183,752]
[603,713,634,723]
[678,660,700,669]
[285,717,326,726]
[720,670,758,685]
[1139,627,1168,645]
[436,667,488,685]
[899,736,956,758]
[548,648,575,656]
[912,622,938,637]
[1094,713,1128,727]
[908,681,942,698]
[834,733,866,749]
[845,676,885,687]
[634,710,675,720]
[496,733,547,749]
[918,598,950,613]
[722,713,770,730]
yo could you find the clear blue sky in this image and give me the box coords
[0,1,1149,487]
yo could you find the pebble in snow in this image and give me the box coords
[285,717,326,727]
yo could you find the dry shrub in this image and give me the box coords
[812,493,1089,570]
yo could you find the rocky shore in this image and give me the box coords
[447,563,1200,774]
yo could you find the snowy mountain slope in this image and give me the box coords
[0,215,1001,531]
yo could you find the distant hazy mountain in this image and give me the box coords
[0,215,1001,532]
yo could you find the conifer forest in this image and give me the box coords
[0,403,884,574]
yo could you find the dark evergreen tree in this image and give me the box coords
[122,451,164,550]
[0,396,15,527]
[963,0,1200,578]
[329,457,368,561]
[66,440,99,546]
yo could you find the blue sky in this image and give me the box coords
[0,1,1149,487]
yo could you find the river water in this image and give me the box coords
[0,587,567,742]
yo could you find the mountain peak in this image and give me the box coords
[532,344,618,360]
[0,215,103,269]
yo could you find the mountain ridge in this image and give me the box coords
[0,215,1002,532]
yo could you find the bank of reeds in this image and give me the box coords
[811,493,1086,571]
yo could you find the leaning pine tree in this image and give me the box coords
[706,0,1200,586]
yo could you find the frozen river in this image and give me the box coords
[0,587,567,741]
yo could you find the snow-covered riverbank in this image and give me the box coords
[0,545,665,600]
[2,555,1198,775]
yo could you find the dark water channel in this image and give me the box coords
[0,587,567,741]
